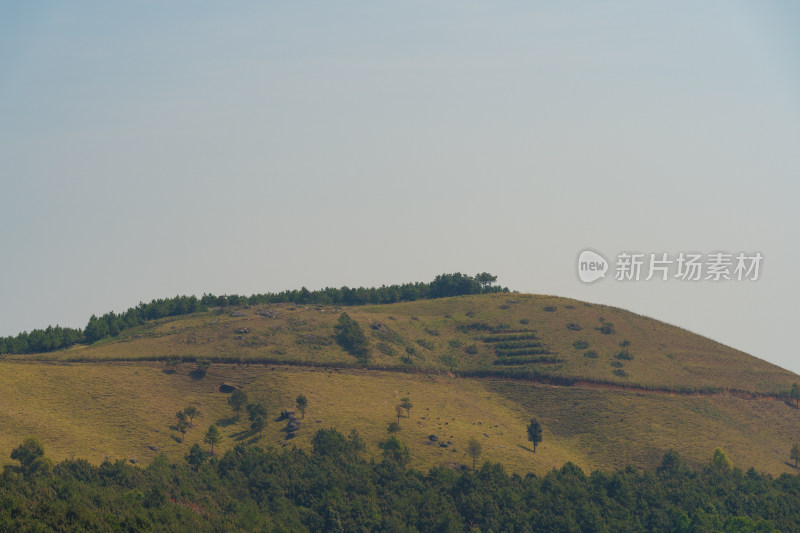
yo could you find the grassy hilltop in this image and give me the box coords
[22,292,794,393]
[1,292,799,476]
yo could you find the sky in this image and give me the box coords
[1,2,799,371]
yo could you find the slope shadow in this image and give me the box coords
[230,429,258,441]
[216,416,238,428]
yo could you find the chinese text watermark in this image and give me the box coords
[577,250,763,284]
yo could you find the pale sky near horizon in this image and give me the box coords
[2,2,799,371]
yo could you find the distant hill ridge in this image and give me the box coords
[0,272,505,355]
[6,289,796,396]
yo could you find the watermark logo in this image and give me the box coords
[577,249,609,283]
[577,250,763,283]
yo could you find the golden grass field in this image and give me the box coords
[2,294,799,476]
[0,360,799,476]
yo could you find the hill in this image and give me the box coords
[1,293,799,476]
[16,293,795,394]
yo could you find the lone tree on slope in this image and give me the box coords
[400,397,413,418]
[177,419,189,443]
[246,402,267,423]
[186,443,206,471]
[791,384,800,408]
[251,414,266,437]
[527,418,543,453]
[183,406,200,426]
[296,395,308,419]
[228,389,248,418]
[467,438,483,471]
[792,443,800,468]
[11,437,52,478]
[204,425,222,455]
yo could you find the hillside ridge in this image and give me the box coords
[8,293,794,396]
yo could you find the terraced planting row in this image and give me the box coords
[481,330,562,366]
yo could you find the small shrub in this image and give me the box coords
[424,328,440,336]
[410,316,419,321]
[597,322,615,335]
[401,356,414,365]
[464,344,478,355]
[448,339,462,348]
[566,322,582,331]
[465,310,476,318]
[610,361,623,368]
[573,340,589,350]
[499,304,511,310]
[405,346,416,356]
[565,305,576,309]
[613,369,628,377]
[191,360,210,379]
[543,306,557,312]
[584,350,598,358]
[616,352,633,361]
[164,359,179,374]
[519,318,530,325]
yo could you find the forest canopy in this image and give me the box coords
[0,430,794,532]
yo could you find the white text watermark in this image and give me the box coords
[577,250,763,284]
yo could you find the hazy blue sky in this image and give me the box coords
[2,2,799,371]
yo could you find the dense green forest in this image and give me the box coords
[0,273,505,355]
[0,430,795,532]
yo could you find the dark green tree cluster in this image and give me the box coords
[0,325,84,355]
[429,272,498,298]
[1,434,797,532]
[0,295,205,354]
[0,274,505,355]
[334,313,369,363]
[246,402,267,437]
[200,272,504,308]
[83,295,204,343]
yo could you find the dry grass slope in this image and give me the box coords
[0,361,798,476]
[17,293,796,394]
[2,294,798,476]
